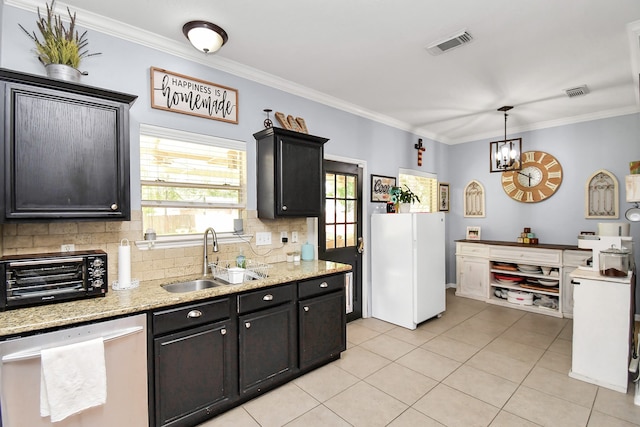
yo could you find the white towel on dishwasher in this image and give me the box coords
[40,337,107,422]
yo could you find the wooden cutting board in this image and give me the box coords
[520,283,559,293]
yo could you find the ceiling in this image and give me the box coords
[13,0,640,144]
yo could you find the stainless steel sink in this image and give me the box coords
[161,278,229,293]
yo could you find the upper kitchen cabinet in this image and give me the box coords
[254,127,328,219]
[0,68,137,222]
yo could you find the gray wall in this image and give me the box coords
[2,4,639,313]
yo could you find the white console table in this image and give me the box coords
[455,240,590,318]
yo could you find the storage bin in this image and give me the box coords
[227,267,245,284]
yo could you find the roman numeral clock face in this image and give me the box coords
[501,151,563,203]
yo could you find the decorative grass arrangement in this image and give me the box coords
[19,0,100,69]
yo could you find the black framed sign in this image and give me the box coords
[371,174,396,202]
[438,182,450,212]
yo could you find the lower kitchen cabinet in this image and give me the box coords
[455,240,591,317]
[298,274,346,370]
[150,298,237,427]
[149,274,347,425]
[238,284,297,396]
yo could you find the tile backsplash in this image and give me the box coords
[0,210,309,286]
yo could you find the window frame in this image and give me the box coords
[398,168,438,213]
[137,124,247,249]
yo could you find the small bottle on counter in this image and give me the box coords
[236,249,246,268]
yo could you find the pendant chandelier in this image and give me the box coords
[489,106,522,173]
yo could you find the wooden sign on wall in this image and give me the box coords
[150,67,238,124]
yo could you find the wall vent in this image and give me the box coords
[425,30,474,55]
[565,85,590,98]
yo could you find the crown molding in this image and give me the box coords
[439,105,640,145]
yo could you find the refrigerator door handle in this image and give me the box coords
[357,237,364,254]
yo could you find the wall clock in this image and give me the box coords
[501,151,563,203]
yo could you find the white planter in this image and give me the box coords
[398,203,411,213]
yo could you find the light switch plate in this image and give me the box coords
[255,232,272,246]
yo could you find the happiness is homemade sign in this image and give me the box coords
[150,67,238,124]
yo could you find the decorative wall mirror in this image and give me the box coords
[585,169,618,218]
[464,180,485,217]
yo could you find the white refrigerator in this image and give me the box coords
[371,212,446,330]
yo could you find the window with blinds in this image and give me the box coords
[399,168,438,213]
[140,124,246,235]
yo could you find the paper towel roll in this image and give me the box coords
[118,239,131,287]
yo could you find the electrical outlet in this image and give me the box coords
[291,231,298,243]
[255,232,272,246]
[280,231,288,243]
[61,244,75,252]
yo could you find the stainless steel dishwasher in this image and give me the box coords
[0,314,148,426]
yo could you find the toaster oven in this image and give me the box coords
[0,250,108,311]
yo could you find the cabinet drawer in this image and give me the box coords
[564,250,591,267]
[298,274,344,299]
[489,247,561,265]
[238,284,295,314]
[153,298,232,336]
[456,242,489,257]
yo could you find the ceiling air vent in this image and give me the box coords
[565,85,589,98]
[425,30,473,55]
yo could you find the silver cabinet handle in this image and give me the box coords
[304,306,309,312]
[187,310,202,318]
[263,294,274,301]
[110,203,118,210]
[245,322,251,329]
[282,205,288,211]
[319,282,328,288]
[221,328,227,335]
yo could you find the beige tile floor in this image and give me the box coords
[200,288,640,427]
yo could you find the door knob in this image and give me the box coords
[357,237,364,254]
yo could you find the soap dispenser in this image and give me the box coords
[236,248,246,268]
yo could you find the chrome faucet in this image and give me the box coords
[203,227,219,276]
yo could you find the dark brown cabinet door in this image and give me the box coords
[299,291,346,370]
[154,320,237,427]
[0,69,136,221]
[254,127,328,219]
[238,303,297,396]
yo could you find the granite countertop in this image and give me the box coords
[456,239,586,251]
[0,260,351,338]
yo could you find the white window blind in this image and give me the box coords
[399,168,438,213]
[140,124,246,235]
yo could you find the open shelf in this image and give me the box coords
[487,294,563,318]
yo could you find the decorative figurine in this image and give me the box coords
[414,138,425,166]
[263,108,273,128]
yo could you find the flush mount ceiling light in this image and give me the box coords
[489,106,522,173]
[183,21,228,53]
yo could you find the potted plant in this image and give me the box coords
[19,0,100,82]
[389,185,420,212]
